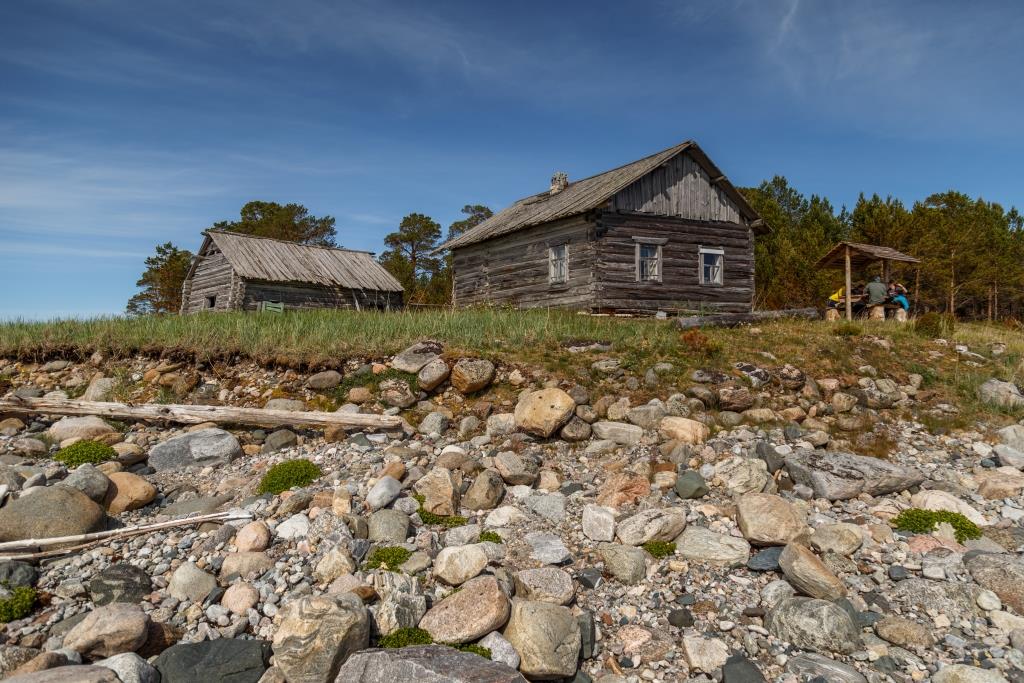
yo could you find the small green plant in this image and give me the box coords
[892,508,981,543]
[478,530,502,544]
[456,644,492,658]
[54,440,116,467]
[256,459,322,495]
[832,321,862,337]
[914,312,956,339]
[0,586,36,623]
[379,627,433,648]
[642,541,676,558]
[363,546,413,570]
[413,494,467,528]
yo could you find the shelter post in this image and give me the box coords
[844,246,853,321]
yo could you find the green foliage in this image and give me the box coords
[413,494,467,528]
[331,368,416,400]
[478,530,502,544]
[832,321,863,337]
[642,541,676,559]
[0,586,36,623]
[892,508,982,543]
[126,242,193,315]
[456,644,492,658]
[379,627,433,648]
[212,200,337,246]
[54,440,116,466]
[363,546,413,570]
[256,459,322,495]
[915,312,957,339]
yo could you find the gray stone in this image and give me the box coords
[784,451,924,500]
[368,510,410,544]
[58,464,111,504]
[933,665,1011,683]
[153,639,271,683]
[591,421,643,446]
[94,652,159,683]
[598,543,646,584]
[47,416,115,443]
[503,600,581,680]
[167,562,216,603]
[559,417,592,442]
[676,526,750,567]
[391,341,443,374]
[779,543,845,600]
[766,597,861,654]
[367,476,402,510]
[582,504,616,542]
[525,493,567,523]
[419,575,510,644]
[513,568,575,605]
[5,666,120,682]
[335,645,526,683]
[525,532,571,565]
[464,470,505,510]
[148,428,241,471]
[0,561,37,589]
[0,486,106,542]
[978,379,1024,409]
[994,444,1024,469]
[965,552,1024,613]
[616,508,686,546]
[417,358,450,391]
[273,593,369,683]
[674,470,709,499]
[264,398,306,411]
[493,451,537,486]
[89,564,152,606]
[785,654,866,683]
[480,631,520,670]
[418,412,449,436]
[450,358,495,394]
[82,377,117,403]
[262,429,298,453]
[379,380,416,408]
[307,370,342,390]
[433,544,488,585]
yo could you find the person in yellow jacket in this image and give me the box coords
[827,286,844,309]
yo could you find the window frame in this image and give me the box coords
[205,295,217,309]
[633,236,667,283]
[548,243,569,285]
[699,245,725,286]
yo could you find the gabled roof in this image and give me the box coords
[816,241,920,270]
[436,140,763,252]
[193,230,403,292]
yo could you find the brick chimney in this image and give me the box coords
[549,171,569,195]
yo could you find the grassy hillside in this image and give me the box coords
[1,309,1021,426]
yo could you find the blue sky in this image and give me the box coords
[2,0,1022,318]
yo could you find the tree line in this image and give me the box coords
[127,179,1023,320]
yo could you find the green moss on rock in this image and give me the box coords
[0,586,36,623]
[54,440,116,467]
[363,546,413,571]
[892,507,981,543]
[413,494,467,528]
[478,531,502,544]
[379,627,433,648]
[256,459,322,495]
[642,541,676,559]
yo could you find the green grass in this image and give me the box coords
[413,494,467,528]
[892,508,982,543]
[478,530,502,544]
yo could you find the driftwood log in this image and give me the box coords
[675,307,819,330]
[0,396,404,430]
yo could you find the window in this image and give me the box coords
[634,238,665,283]
[699,246,724,285]
[205,295,217,309]
[549,244,568,284]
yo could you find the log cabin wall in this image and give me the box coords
[240,280,402,312]
[451,214,597,309]
[611,151,742,223]
[181,247,233,313]
[594,212,754,313]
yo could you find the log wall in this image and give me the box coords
[181,249,233,313]
[240,281,402,312]
[611,151,743,224]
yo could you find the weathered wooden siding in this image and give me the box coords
[594,212,754,313]
[182,249,233,313]
[452,215,597,308]
[611,151,742,224]
[241,281,402,312]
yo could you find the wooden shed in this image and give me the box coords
[436,140,767,314]
[180,230,403,313]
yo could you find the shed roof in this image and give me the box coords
[202,230,403,292]
[436,140,764,252]
[815,241,921,270]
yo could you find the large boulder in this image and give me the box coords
[965,553,1024,613]
[63,603,151,658]
[413,467,460,517]
[0,486,105,542]
[978,379,1024,409]
[911,489,987,526]
[104,472,157,514]
[433,545,488,586]
[306,370,342,390]
[418,575,510,644]
[514,389,575,438]
[272,593,370,683]
[58,464,112,504]
[659,417,708,444]
[336,645,527,683]
[784,451,924,500]
[591,421,643,446]
[47,416,115,443]
[997,424,1024,452]
[778,543,845,600]
[153,639,271,683]
[615,508,686,546]
[148,429,241,471]
[503,600,581,680]
[766,597,861,655]
[450,359,495,394]
[736,494,807,546]
[463,470,505,511]
[89,564,152,606]
[676,526,750,568]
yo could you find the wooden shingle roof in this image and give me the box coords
[436,140,763,252]
[816,241,920,270]
[206,230,403,292]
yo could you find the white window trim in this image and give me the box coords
[699,245,725,286]
[548,244,568,284]
[634,241,663,283]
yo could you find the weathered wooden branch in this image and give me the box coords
[0,396,403,430]
[675,307,819,330]
[0,510,253,561]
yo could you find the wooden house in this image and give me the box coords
[436,141,767,313]
[180,230,403,313]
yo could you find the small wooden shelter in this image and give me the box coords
[180,230,403,313]
[815,241,920,320]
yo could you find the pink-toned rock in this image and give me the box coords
[234,521,271,552]
[222,582,260,615]
[906,534,966,554]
